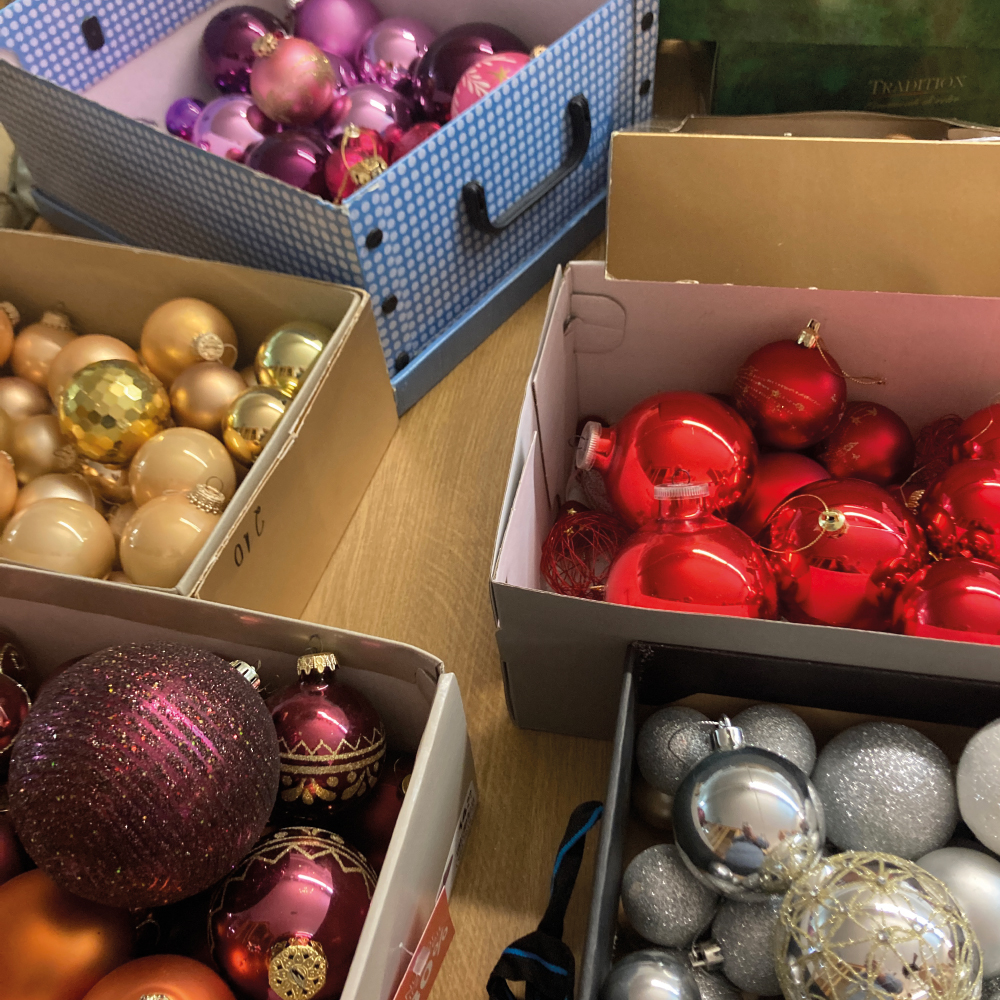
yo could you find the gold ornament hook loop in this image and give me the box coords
[759,493,849,555]
[798,318,886,386]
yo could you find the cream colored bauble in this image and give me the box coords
[130,427,236,507]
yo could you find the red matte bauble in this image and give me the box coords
[267,654,386,820]
[576,391,757,528]
[210,826,376,1000]
[83,955,235,1000]
[606,487,778,618]
[734,452,828,538]
[893,557,1000,645]
[920,459,1000,564]
[761,478,928,629]
[324,125,390,203]
[540,502,631,600]
[733,337,846,449]
[0,812,30,886]
[336,751,415,872]
[816,401,915,486]
[951,404,1000,463]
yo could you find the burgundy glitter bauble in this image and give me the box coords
[8,643,280,909]
[324,124,389,203]
[267,653,386,820]
[210,825,376,1000]
[920,458,1000,565]
[245,130,330,195]
[200,5,285,93]
[816,401,915,486]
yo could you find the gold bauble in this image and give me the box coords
[14,472,96,515]
[0,301,17,367]
[0,453,17,522]
[59,360,171,466]
[254,320,332,398]
[0,408,14,456]
[105,501,136,546]
[47,334,138,402]
[240,364,258,388]
[130,427,236,507]
[222,386,288,466]
[105,569,131,583]
[11,414,73,484]
[78,457,133,504]
[12,311,77,387]
[169,361,247,436]
[140,298,238,387]
[0,376,51,422]
[0,498,116,578]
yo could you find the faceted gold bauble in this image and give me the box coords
[0,376,51,422]
[140,297,238,387]
[775,851,982,1000]
[46,333,138,402]
[13,472,96,515]
[130,426,236,507]
[78,457,133,504]
[12,312,76,387]
[11,414,73,485]
[0,453,16,522]
[59,360,171,466]
[254,320,333,398]
[170,361,248,436]
[222,386,288,466]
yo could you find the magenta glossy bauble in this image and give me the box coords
[324,81,415,138]
[192,93,277,161]
[293,0,380,61]
[245,130,330,194]
[356,17,437,93]
[201,5,285,93]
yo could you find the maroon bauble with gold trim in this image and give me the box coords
[267,653,386,820]
[210,826,376,1000]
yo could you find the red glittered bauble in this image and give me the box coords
[83,955,235,1000]
[732,329,847,450]
[734,452,828,538]
[576,391,757,528]
[606,483,778,618]
[760,478,928,629]
[816,401,915,486]
[951,404,1000,463]
[920,458,1000,564]
[8,643,280,909]
[267,653,386,820]
[210,826,376,1000]
[324,124,389,202]
[893,557,1000,645]
[540,502,630,600]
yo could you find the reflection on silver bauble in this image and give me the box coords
[984,978,1000,1000]
[673,746,824,900]
[958,719,1000,855]
[621,844,719,947]
[775,851,982,1000]
[919,847,1000,980]
[637,706,712,795]
[813,722,957,859]
[711,897,782,995]
[732,704,816,774]
[601,948,702,1000]
[632,772,674,831]
[690,965,740,1000]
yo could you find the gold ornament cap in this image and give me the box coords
[797,319,822,349]
[39,310,72,331]
[187,482,226,515]
[531,44,547,57]
[194,331,227,362]
[297,651,338,677]
[269,937,328,1000]
[0,302,20,327]
[818,508,848,534]
[253,32,279,57]
[139,995,172,1000]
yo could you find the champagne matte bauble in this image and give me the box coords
[0,300,16,366]
[47,334,138,402]
[170,361,247,435]
[140,298,238,387]
[12,311,76,387]
[130,427,236,506]
[13,472,96,514]
[11,413,72,484]
[0,375,50,421]
[78,457,132,503]
[0,450,17,521]
[0,406,13,455]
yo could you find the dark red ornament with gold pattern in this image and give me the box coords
[816,401,915,487]
[210,825,376,1000]
[324,124,389,203]
[267,653,386,820]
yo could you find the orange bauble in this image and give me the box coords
[83,955,235,1000]
[0,869,133,1000]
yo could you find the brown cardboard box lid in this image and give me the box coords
[606,111,1000,296]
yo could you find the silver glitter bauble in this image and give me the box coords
[621,844,719,947]
[710,897,783,995]
[601,948,702,1000]
[637,706,712,795]
[633,772,674,831]
[984,978,1000,1000]
[732,704,816,775]
[673,722,825,900]
[958,719,1000,855]
[690,964,741,1000]
[813,722,957,859]
[919,847,1000,980]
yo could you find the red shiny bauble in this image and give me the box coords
[732,336,846,449]
[761,478,928,629]
[336,751,415,872]
[324,124,389,203]
[83,955,235,1000]
[893,557,1000,645]
[389,120,440,163]
[267,653,386,820]
[0,811,30,886]
[540,502,630,600]
[920,459,1000,564]
[210,826,376,1000]
[816,401,915,486]
[951,404,1000,463]
[576,391,757,528]
[606,484,778,618]
[734,452,828,538]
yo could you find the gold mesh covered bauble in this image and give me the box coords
[254,321,333,398]
[775,851,981,1000]
[58,360,171,466]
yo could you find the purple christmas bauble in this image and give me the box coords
[8,643,279,909]
[192,93,279,161]
[245,130,330,195]
[414,22,529,121]
[200,4,286,93]
[165,97,205,140]
[328,51,360,95]
[293,0,380,61]
[324,82,414,138]
[356,17,436,93]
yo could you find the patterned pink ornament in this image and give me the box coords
[250,33,337,126]
[450,51,531,118]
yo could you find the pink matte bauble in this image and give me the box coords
[390,121,440,163]
[293,0,380,60]
[450,51,531,117]
[735,452,827,538]
[816,401,915,486]
[250,35,337,126]
[920,459,1000,565]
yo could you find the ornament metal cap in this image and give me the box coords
[818,508,848,534]
[232,659,261,689]
[194,331,226,362]
[186,482,226,515]
[689,942,724,971]
[797,319,822,349]
[252,32,279,58]
[140,995,172,1000]
[39,309,71,331]
[654,482,711,500]
[269,936,328,1000]
[0,302,19,327]
[297,651,338,677]
[576,420,603,470]
[710,716,744,751]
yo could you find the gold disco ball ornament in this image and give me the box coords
[775,851,981,1000]
[58,359,171,466]
[254,320,333,398]
[222,386,288,466]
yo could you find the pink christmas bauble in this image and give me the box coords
[293,0,380,61]
[324,81,415,137]
[192,93,277,161]
[450,51,531,117]
[250,34,337,126]
[356,17,437,92]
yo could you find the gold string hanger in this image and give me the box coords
[757,492,848,556]
[798,319,886,386]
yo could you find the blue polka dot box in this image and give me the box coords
[0,0,658,414]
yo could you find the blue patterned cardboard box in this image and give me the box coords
[0,0,658,413]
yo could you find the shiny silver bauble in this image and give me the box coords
[601,948,702,1000]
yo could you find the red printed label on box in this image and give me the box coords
[392,887,455,1000]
